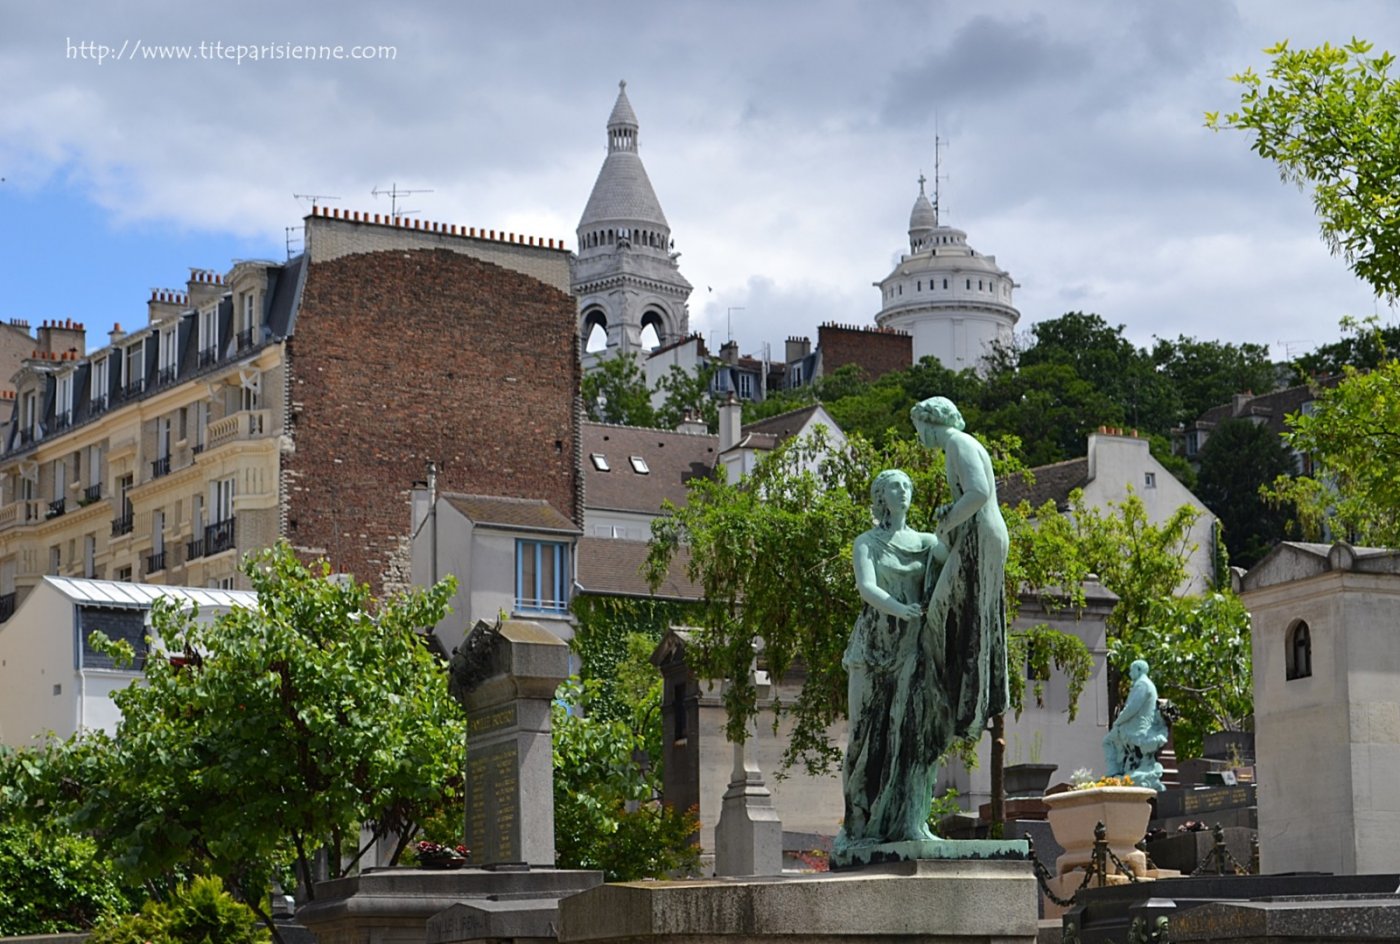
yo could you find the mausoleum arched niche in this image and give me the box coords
[582,308,609,353]
[1286,619,1312,681]
[639,309,666,350]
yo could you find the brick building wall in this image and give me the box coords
[283,247,581,595]
[818,322,912,381]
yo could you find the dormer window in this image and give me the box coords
[55,372,74,429]
[629,456,649,474]
[199,307,219,366]
[124,341,145,396]
[158,327,179,385]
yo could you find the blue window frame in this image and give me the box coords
[516,540,570,612]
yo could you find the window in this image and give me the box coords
[83,535,96,579]
[1286,620,1312,680]
[590,453,610,471]
[515,540,569,612]
[115,566,132,582]
[21,390,38,437]
[192,400,209,452]
[199,307,219,363]
[790,363,803,387]
[48,545,60,576]
[629,455,650,474]
[152,417,172,478]
[240,373,260,411]
[56,373,74,427]
[158,327,178,383]
[1144,472,1157,489]
[942,278,948,289]
[211,476,235,522]
[738,373,753,399]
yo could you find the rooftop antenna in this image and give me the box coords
[932,132,949,221]
[293,193,340,210]
[372,182,434,220]
[727,307,746,343]
[285,226,305,261]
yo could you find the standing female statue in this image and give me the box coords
[835,398,1010,862]
[911,396,1010,749]
[836,469,946,858]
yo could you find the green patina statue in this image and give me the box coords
[835,397,1018,866]
[1103,659,1170,792]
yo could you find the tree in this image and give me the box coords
[77,544,462,939]
[0,820,135,935]
[1207,39,1400,298]
[1196,418,1298,567]
[1150,335,1278,426]
[980,362,1123,466]
[582,355,656,426]
[1267,357,1400,546]
[654,363,719,432]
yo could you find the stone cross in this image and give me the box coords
[714,666,783,876]
[449,618,570,868]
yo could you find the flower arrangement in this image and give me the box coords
[1069,769,1135,790]
[412,839,469,869]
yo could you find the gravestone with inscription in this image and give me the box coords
[297,619,601,944]
[454,618,569,867]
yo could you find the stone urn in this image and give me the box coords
[1042,786,1155,877]
[1003,763,1058,797]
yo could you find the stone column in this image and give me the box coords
[714,667,782,876]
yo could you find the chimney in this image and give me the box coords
[718,392,742,453]
[36,319,86,357]
[187,268,225,310]
[785,336,811,364]
[148,289,187,325]
[1231,392,1253,417]
[675,410,708,436]
[109,322,126,345]
[719,339,739,365]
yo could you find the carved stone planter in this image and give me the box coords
[1042,786,1155,877]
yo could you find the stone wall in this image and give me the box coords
[284,247,580,595]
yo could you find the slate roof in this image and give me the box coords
[1189,380,1336,438]
[442,493,579,534]
[574,537,701,601]
[722,403,828,455]
[582,422,718,514]
[997,457,1089,510]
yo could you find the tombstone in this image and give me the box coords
[451,618,570,866]
[297,619,602,944]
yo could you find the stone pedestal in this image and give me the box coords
[558,858,1038,944]
[297,867,602,944]
[714,668,782,877]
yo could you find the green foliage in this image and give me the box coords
[583,355,657,426]
[927,787,962,829]
[1108,592,1253,759]
[552,678,699,880]
[570,594,702,724]
[1196,418,1299,567]
[1150,335,1277,428]
[1208,38,1400,299]
[1293,321,1400,377]
[1267,353,1400,546]
[0,821,135,935]
[79,543,463,906]
[88,876,269,944]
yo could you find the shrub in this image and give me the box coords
[88,876,269,944]
[0,823,134,935]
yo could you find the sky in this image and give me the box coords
[2,0,1398,363]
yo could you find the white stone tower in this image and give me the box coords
[873,175,1019,371]
[573,81,692,365]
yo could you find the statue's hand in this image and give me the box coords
[895,601,922,622]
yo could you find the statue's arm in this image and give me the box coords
[854,536,920,621]
[1116,677,1150,729]
[937,435,992,534]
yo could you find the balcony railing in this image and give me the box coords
[0,501,44,532]
[192,442,205,457]
[46,497,66,519]
[237,328,255,352]
[145,550,167,575]
[198,346,219,368]
[84,395,109,420]
[151,455,171,479]
[185,536,205,561]
[53,411,72,432]
[207,410,269,451]
[84,483,102,503]
[121,379,145,401]
[111,513,134,537]
[157,365,178,387]
[0,593,14,623]
[205,517,236,556]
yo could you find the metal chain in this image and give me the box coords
[1188,823,1252,877]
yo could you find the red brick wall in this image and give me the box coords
[284,248,580,593]
[818,323,912,380]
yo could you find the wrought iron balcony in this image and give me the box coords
[145,550,166,575]
[237,328,255,352]
[111,513,134,537]
[157,365,178,387]
[46,497,66,519]
[84,395,109,420]
[198,346,219,367]
[185,536,205,561]
[151,455,171,479]
[53,411,73,432]
[205,517,236,555]
[122,378,145,400]
[84,483,102,503]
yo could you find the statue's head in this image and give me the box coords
[1130,659,1149,681]
[870,469,913,528]
[910,396,966,433]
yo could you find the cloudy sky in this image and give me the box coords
[3,1,1397,363]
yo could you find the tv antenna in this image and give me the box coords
[293,193,340,210]
[372,182,434,220]
[285,226,305,260]
[932,132,949,221]
[726,306,746,342]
